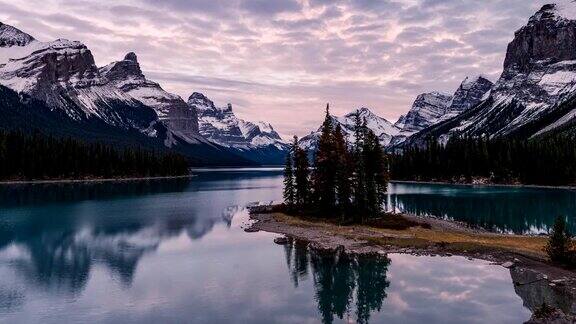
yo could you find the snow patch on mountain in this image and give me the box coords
[0,22,195,147]
[547,1,576,20]
[299,107,401,152]
[188,92,288,151]
[100,52,204,144]
[403,2,576,144]
[399,92,452,134]
[0,22,35,47]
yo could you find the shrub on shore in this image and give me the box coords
[545,216,576,267]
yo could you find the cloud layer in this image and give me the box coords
[0,0,555,137]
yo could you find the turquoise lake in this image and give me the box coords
[0,168,572,323]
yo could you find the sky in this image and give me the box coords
[0,0,558,137]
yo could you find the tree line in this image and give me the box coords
[0,130,190,181]
[390,135,576,186]
[283,106,389,223]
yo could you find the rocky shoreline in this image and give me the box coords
[247,209,576,323]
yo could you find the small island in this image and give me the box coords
[247,106,576,323]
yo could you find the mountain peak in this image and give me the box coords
[345,107,373,118]
[0,22,35,47]
[357,107,372,114]
[447,75,493,114]
[188,92,217,111]
[461,75,491,87]
[124,52,138,62]
[506,1,576,71]
[538,2,576,21]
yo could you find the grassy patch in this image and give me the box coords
[365,213,432,231]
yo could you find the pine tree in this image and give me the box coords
[362,124,389,216]
[313,104,338,214]
[352,112,367,223]
[546,216,574,265]
[283,145,296,208]
[334,123,352,216]
[293,136,311,206]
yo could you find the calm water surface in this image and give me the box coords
[0,169,570,323]
[387,182,576,234]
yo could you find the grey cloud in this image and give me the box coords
[240,0,302,15]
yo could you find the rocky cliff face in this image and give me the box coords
[447,76,494,114]
[189,92,288,164]
[101,52,202,144]
[504,3,576,73]
[400,92,452,133]
[0,22,256,166]
[396,76,493,137]
[0,36,156,133]
[0,22,34,47]
[405,2,576,144]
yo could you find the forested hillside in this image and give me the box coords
[391,135,576,186]
[0,131,189,181]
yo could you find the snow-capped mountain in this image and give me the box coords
[395,76,493,134]
[188,92,289,164]
[447,76,494,115]
[0,30,159,134]
[406,2,576,144]
[396,92,452,133]
[0,22,253,166]
[0,22,34,47]
[101,52,205,145]
[300,107,401,153]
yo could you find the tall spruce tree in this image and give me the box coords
[352,112,367,222]
[334,123,352,216]
[283,144,296,208]
[293,136,311,206]
[362,124,388,217]
[313,104,338,214]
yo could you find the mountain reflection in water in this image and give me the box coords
[0,178,242,296]
[0,172,571,323]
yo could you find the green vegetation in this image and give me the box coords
[391,135,576,185]
[0,130,189,181]
[546,216,576,267]
[283,105,389,223]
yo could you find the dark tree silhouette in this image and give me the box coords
[283,145,296,207]
[546,216,575,266]
[390,135,576,186]
[293,136,311,206]
[282,106,390,223]
[284,241,391,324]
[0,130,189,181]
[313,104,338,214]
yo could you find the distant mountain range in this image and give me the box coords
[299,107,401,153]
[0,22,287,165]
[2,2,576,165]
[403,2,576,147]
[304,2,576,152]
[300,75,493,152]
[188,92,288,165]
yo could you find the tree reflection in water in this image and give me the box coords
[284,240,390,324]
